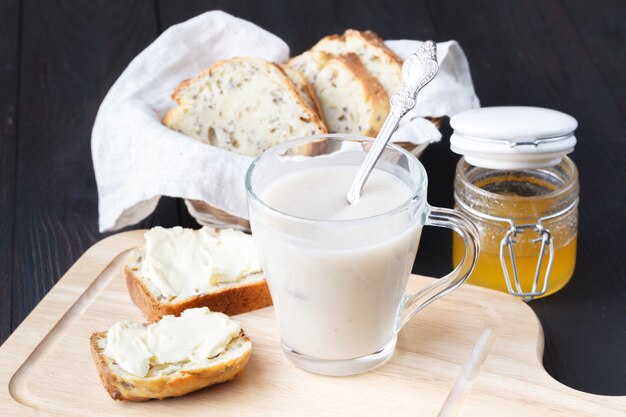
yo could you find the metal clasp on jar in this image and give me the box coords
[455,196,578,302]
[500,222,554,302]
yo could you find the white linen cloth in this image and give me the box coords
[92,11,479,232]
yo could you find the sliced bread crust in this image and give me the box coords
[279,64,323,121]
[90,329,251,401]
[125,248,272,322]
[290,52,389,137]
[163,57,327,156]
[287,50,333,86]
[312,29,403,98]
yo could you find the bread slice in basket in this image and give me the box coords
[126,227,272,322]
[280,64,323,120]
[163,56,326,157]
[289,51,389,136]
[90,310,251,401]
[311,29,403,98]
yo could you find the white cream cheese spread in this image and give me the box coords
[141,226,262,298]
[104,307,241,377]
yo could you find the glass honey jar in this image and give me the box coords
[449,107,579,301]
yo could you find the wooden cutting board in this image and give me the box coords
[0,231,623,416]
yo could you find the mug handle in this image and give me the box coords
[396,206,480,332]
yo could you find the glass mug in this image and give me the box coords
[246,135,479,376]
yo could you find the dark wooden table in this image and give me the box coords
[1,0,624,397]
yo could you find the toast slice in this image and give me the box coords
[90,323,251,401]
[279,64,323,120]
[126,247,272,322]
[311,29,403,98]
[289,51,389,136]
[163,56,327,157]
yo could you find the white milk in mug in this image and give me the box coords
[256,165,422,360]
[246,135,478,376]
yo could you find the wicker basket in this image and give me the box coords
[186,117,442,230]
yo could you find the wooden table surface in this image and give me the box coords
[0,0,624,398]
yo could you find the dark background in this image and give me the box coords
[1,0,624,396]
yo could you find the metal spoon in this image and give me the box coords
[346,41,439,205]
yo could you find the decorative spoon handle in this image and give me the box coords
[346,41,439,204]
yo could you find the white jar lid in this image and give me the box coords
[450,106,577,169]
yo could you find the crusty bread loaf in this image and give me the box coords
[312,29,403,98]
[163,56,327,156]
[125,248,272,322]
[90,328,251,401]
[279,64,323,120]
[289,52,389,137]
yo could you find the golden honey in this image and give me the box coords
[452,157,579,299]
[453,234,576,297]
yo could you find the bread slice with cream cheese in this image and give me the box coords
[126,226,271,322]
[90,308,251,401]
[163,56,327,156]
